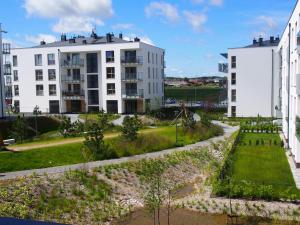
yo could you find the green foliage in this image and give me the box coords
[121,115,142,141]
[9,116,29,143]
[59,116,84,137]
[199,112,212,127]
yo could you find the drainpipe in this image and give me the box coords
[271,49,274,118]
[287,23,291,149]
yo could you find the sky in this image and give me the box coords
[0,0,296,77]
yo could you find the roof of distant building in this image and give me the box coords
[228,36,280,50]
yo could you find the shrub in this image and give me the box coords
[121,115,142,141]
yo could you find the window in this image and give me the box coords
[231,73,236,85]
[156,54,158,65]
[153,82,155,93]
[106,67,115,79]
[148,82,151,94]
[153,68,155,79]
[148,52,150,63]
[88,106,99,112]
[36,85,44,96]
[86,53,98,73]
[35,70,43,81]
[49,100,59,114]
[107,100,118,114]
[48,69,56,81]
[14,100,20,113]
[88,90,99,105]
[107,83,116,95]
[161,69,164,79]
[106,51,114,63]
[231,56,236,69]
[156,68,158,79]
[47,54,55,65]
[49,84,57,96]
[231,89,236,102]
[13,55,18,67]
[231,106,236,117]
[87,75,98,88]
[14,85,19,96]
[13,70,18,81]
[152,53,154,64]
[148,67,151,79]
[34,54,42,66]
[73,69,80,80]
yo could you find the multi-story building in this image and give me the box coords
[7,32,165,114]
[221,37,281,118]
[279,0,300,166]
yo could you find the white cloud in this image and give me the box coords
[24,0,113,33]
[53,17,104,33]
[2,38,23,48]
[253,15,278,30]
[183,11,207,32]
[192,0,223,6]
[25,34,57,44]
[145,1,179,23]
[112,23,135,30]
[123,34,154,45]
[250,15,281,38]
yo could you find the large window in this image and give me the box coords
[107,83,116,95]
[231,73,236,85]
[35,54,42,66]
[148,67,150,79]
[231,106,236,118]
[231,56,236,69]
[148,52,150,63]
[14,100,20,113]
[36,85,44,96]
[231,89,236,102]
[13,70,18,81]
[49,84,57,96]
[87,75,98,88]
[86,53,98,73]
[88,90,99,105]
[35,70,43,81]
[106,67,115,79]
[13,55,18,67]
[47,53,55,65]
[14,85,19,96]
[73,69,80,80]
[48,69,56,81]
[106,51,114,63]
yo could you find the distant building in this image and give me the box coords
[6,32,165,114]
[221,36,281,118]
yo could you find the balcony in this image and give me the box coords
[60,59,84,68]
[4,63,11,75]
[61,75,84,83]
[122,89,144,99]
[2,43,10,55]
[121,72,143,82]
[121,56,143,65]
[218,63,228,73]
[62,90,85,100]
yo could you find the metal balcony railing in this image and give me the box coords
[62,90,85,97]
[2,43,10,54]
[218,63,228,73]
[61,74,85,83]
[122,89,144,98]
[121,72,143,81]
[121,56,143,65]
[60,59,84,68]
[4,63,11,75]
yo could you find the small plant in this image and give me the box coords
[121,115,142,141]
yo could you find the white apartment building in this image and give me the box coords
[222,37,281,118]
[279,0,300,166]
[7,32,165,114]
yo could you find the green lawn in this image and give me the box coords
[0,124,223,173]
[165,86,227,102]
[215,132,299,200]
[79,113,120,122]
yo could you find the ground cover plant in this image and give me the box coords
[213,132,299,201]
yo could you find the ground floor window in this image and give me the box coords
[124,100,137,114]
[88,106,99,113]
[14,100,20,113]
[107,100,118,113]
[231,106,236,117]
[88,90,99,105]
[49,100,59,114]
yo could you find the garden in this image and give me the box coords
[213,131,299,201]
[0,109,223,173]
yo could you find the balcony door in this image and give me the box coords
[125,100,137,114]
[125,67,136,79]
[125,51,136,62]
[125,83,137,95]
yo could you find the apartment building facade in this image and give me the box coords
[279,0,300,166]
[7,33,165,114]
[222,37,281,118]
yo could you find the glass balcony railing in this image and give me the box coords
[4,63,11,75]
[60,59,84,68]
[121,56,143,65]
[122,89,144,98]
[61,75,84,83]
[121,72,143,81]
[62,90,85,99]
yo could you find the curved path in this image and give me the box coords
[0,122,238,180]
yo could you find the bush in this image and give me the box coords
[121,115,142,141]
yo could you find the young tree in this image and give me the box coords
[33,105,42,136]
[9,115,28,143]
[121,115,141,141]
[59,116,72,137]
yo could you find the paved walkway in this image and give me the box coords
[0,122,238,180]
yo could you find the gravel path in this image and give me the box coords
[0,122,238,181]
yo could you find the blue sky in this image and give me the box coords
[0,0,296,77]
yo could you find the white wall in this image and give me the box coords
[227,46,280,118]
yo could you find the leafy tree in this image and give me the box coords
[9,115,28,143]
[122,115,141,141]
[81,110,116,161]
[59,116,72,137]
